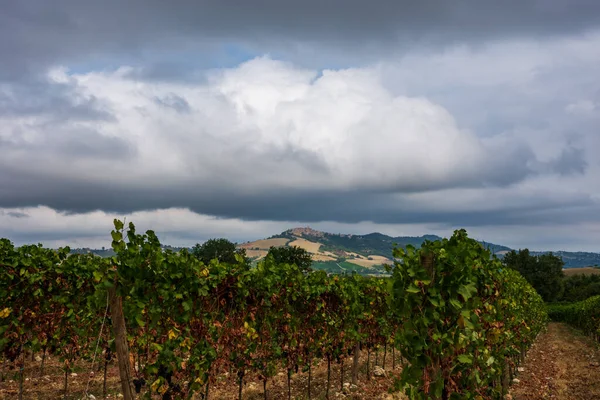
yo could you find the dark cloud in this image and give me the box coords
[1,0,599,249]
[51,128,135,160]
[549,146,588,175]
[0,124,133,161]
[0,165,597,228]
[2,0,600,78]
[0,77,114,121]
[122,64,211,83]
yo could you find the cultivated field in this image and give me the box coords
[563,267,600,276]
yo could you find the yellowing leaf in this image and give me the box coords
[151,378,162,391]
[0,308,11,318]
[158,384,168,395]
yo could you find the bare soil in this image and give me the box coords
[510,322,600,400]
[5,322,597,399]
[0,348,405,399]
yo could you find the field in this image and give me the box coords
[239,238,290,250]
[287,238,323,254]
[0,224,553,399]
[240,234,392,269]
[346,255,391,268]
[563,267,600,276]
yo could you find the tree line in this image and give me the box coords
[502,249,600,303]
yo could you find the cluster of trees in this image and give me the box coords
[502,249,565,302]
[502,249,600,303]
[191,238,312,272]
[562,274,600,302]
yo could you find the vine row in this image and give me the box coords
[1,222,547,399]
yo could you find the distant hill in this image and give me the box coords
[72,227,600,271]
[69,244,186,259]
[239,227,600,271]
[529,251,600,269]
[237,227,513,274]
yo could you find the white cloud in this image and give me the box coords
[0,206,289,248]
[2,32,600,251]
[3,205,600,252]
[0,57,529,195]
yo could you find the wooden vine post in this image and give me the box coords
[421,251,444,399]
[108,286,135,400]
[420,252,435,283]
[351,342,360,385]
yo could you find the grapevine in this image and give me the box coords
[0,223,548,399]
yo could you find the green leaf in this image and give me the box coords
[457,354,473,364]
[114,219,124,231]
[429,297,441,307]
[450,298,462,309]
[405,284,420,294]
[93,271,103,282]
[135,315,145,327]
[457,284,476,302]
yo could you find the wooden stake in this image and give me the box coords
[326,355,331,399]
[352,343,360,385]
[108,286,135,400]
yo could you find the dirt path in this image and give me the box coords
[510,322,600,400]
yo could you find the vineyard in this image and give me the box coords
[1,221,548,399]
[547,295,600,342]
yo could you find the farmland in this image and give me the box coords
[563,267,600,276]
[0,222,555,399]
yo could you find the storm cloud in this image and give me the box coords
[3,0,600,75]
[1,0,599,250]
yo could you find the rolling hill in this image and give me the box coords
[238,227,600,272]
[72,227,600,272]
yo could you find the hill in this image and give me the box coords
[71,227,600,272]
[238,227,509,274]
[238,227,600,272]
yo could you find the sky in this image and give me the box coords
[1,0,600,251]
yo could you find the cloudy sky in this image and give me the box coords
[1,0,600,251]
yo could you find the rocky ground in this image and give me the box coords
[510,322,600,400]
[2,322,599,399]
[0,348,406,399]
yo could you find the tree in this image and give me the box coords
[502,249,565,302]
[191,238,249,265]
[561,274,600,302]
[266,245,313,272]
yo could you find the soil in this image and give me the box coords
[510,322,600,400]
[0,347,405,399]
[2,322,598,399]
